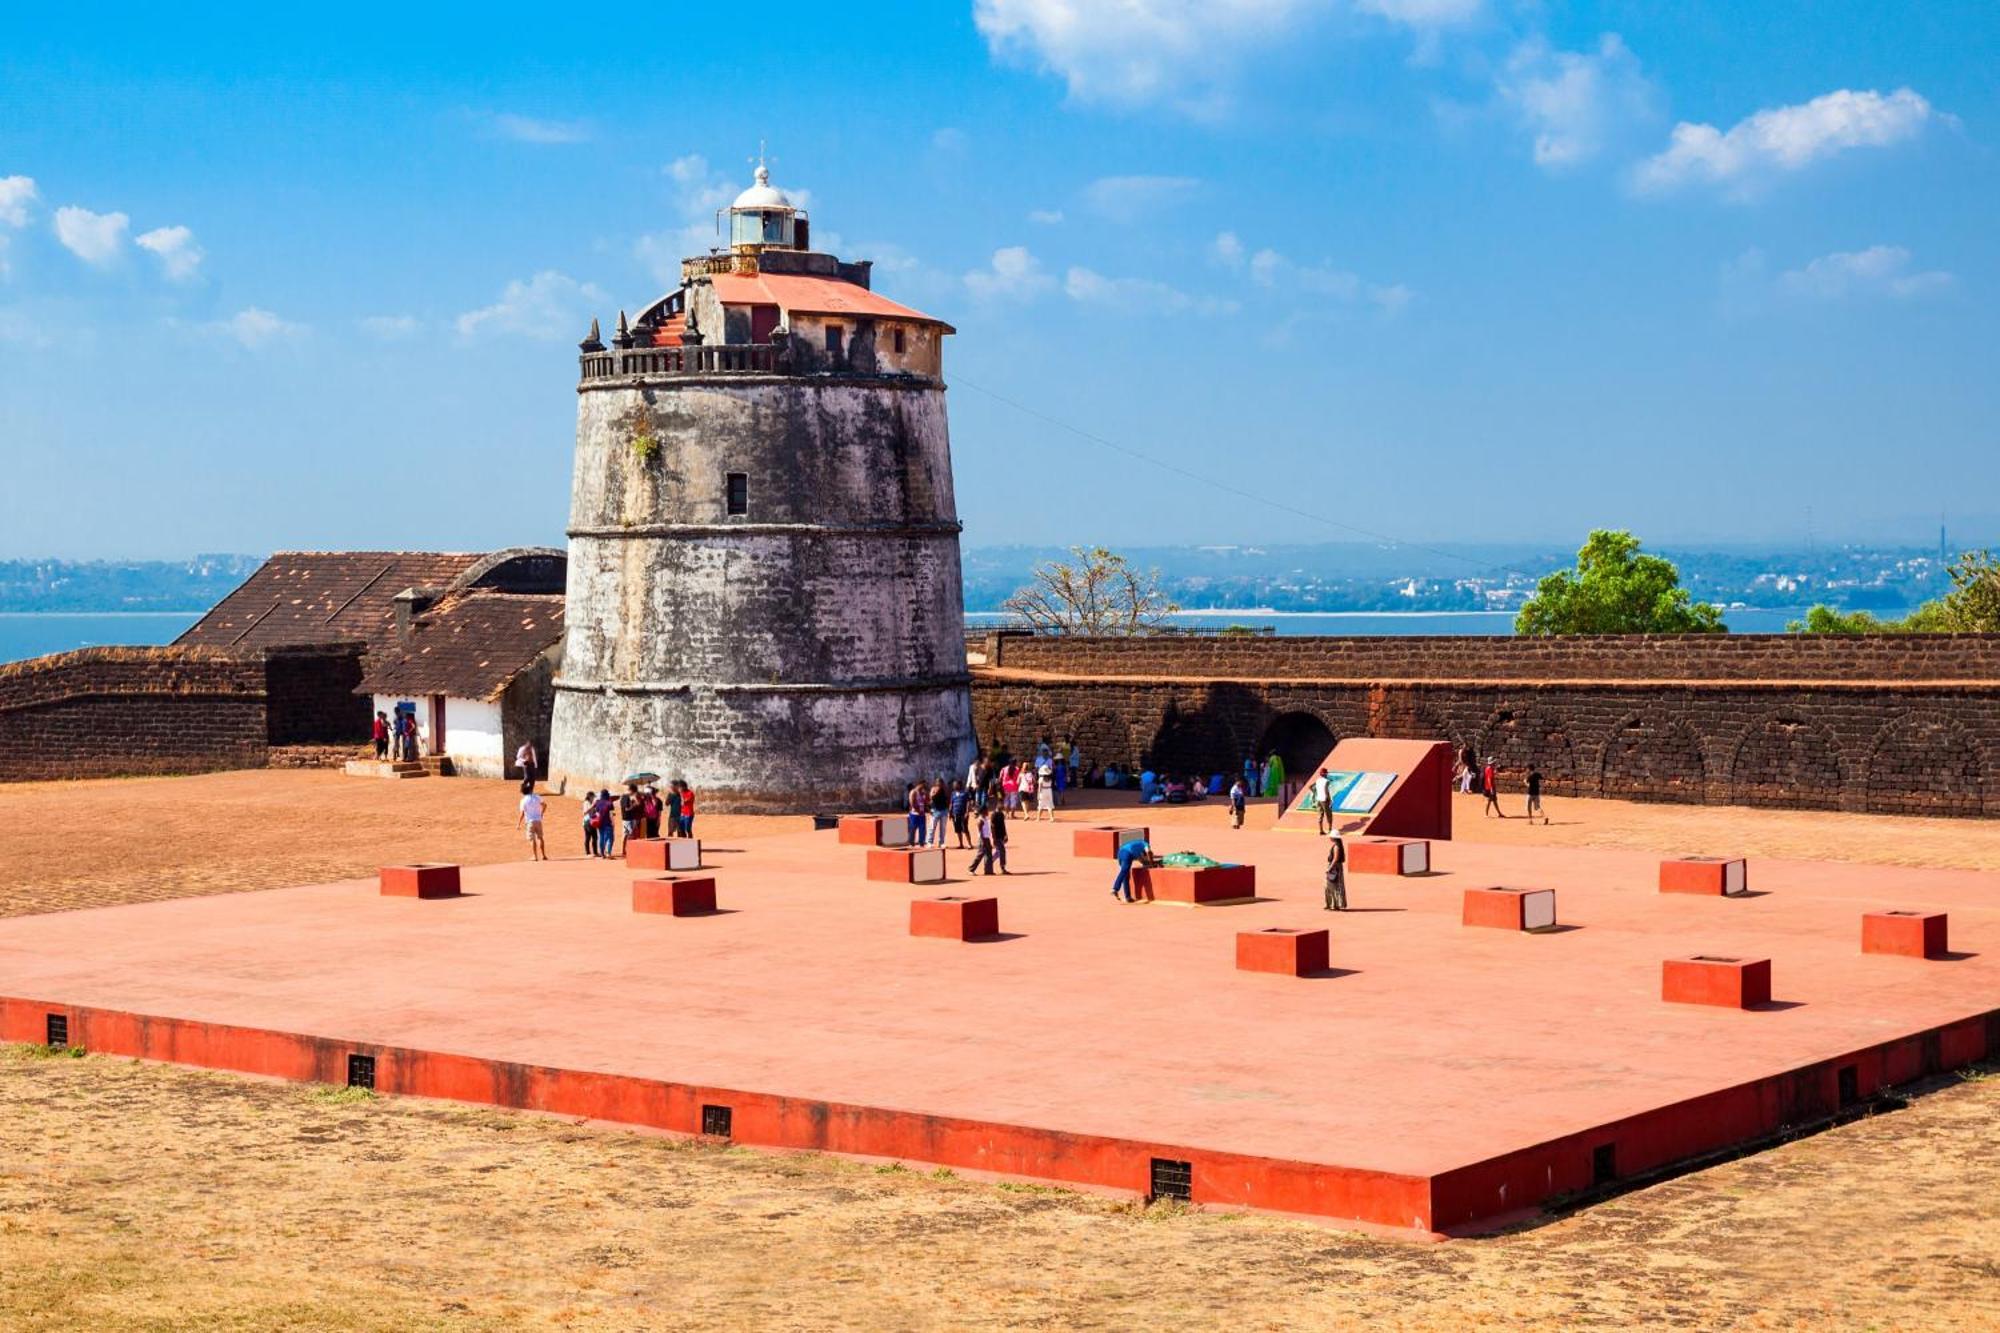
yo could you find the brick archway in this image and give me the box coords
[1477,705,1579,796]
[1865,712,1985,816]
[1255,710,1338,783]
[1599,712,1709,805]
[1060,710,1134,774]
[1731,713,1844,810]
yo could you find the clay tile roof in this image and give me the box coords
[175,552,484,657]
[709,272,953,331]
[355,591,565,701]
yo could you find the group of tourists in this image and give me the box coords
[510,736,699,863]
[371,709,421,763]
[1453,745,1548,824]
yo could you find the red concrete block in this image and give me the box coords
[1862,910,1949,959]
[631,875,717,917]
[626,837,702,871]
[379,863,461,899]
[1133,863,1257,904]
[1663,955,1771,1008]
[910,895,1000,940]
[866,846,947,884]
[1236,927,1330,977]
[839,815,910,847]
[1462,886,1558,932]
[1072,825,1150,859]
[1348,837,1431,876]
[1659,856,1748,896]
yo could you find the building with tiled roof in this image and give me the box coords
[180,548,566,775]
[175,551,484,656]
[357,586,565,780]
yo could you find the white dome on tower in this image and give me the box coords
[732,164,791,211]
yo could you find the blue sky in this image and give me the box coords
[1,2,1995,558]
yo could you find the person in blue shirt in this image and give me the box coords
[1111,837,1155,903]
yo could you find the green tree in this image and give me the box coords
[1790,550,2000,634]
[1515,530,1726,636]
[1002,546,1179,635]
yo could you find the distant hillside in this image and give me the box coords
[0,556,263,613]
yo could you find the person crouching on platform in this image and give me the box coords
[1324,830,1348,911]
[1112,836,1156,903]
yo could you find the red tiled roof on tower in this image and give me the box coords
[709,272,953,331]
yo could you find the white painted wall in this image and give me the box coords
[370,693,505,777]
[441,696,505,777]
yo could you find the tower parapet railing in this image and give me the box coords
[579,343,938,384]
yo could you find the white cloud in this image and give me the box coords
[216,307,305,348]
[1083,174,1200,223]
[1354,0,1479,23]
[964,246,1054,301]
[455,271,608,340]
[1028,208,1064,224]
[1780,245,1954,301]
[974,0,1332,117]
[0,175,37,228]
[360,314,422,339]
[1242,244,1410,311]
[1634,87,1936,195]
[135,225,203,281]
[1212,230,1245,267]
[1497,33,1653,171]
[1064,265,1237,315]
[53,205,129,266]
[931,127,969,152]
[492,113,592,145]
[0,236,11,281]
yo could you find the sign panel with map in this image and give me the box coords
[1295,770,1399,816]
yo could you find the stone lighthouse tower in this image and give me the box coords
[548,162,976,811]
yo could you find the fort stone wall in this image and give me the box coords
[969,633,2000,818]
[0,643,368,783]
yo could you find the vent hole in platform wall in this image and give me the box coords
[701,1104,733,1138]
[45,1013,67,1048]
[1150,1157,1193,1203]
[1838,1065,1859,1107]
[726,472,748,516]
[1592,1143,1617,1186]
[346,1054,376,1090]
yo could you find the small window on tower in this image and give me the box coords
[726,472,748,516]
[893,328,906,354]
[826,325,844,357]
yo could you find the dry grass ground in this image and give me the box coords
[2,769,1998,1329]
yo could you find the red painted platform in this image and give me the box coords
[866,846,947,884]
[1462,886,1558,933]
[1663,955,1773,1009]
[2,823,1995,1238]
[632,875,717,917]
[626,837,702,872]
[1349,837,1431,877]
[1862,910,1949,960]
[838,815,908,848]
[910,895,1000,941]
[378,863,461,899]
[1132,862,1257,904]
[1072,825,1150,859]
[1237,927,1331,977]
[1660,856,1748,896]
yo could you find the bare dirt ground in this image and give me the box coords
[2,770,1998,1329]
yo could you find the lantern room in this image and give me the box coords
[725,163,805,251]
